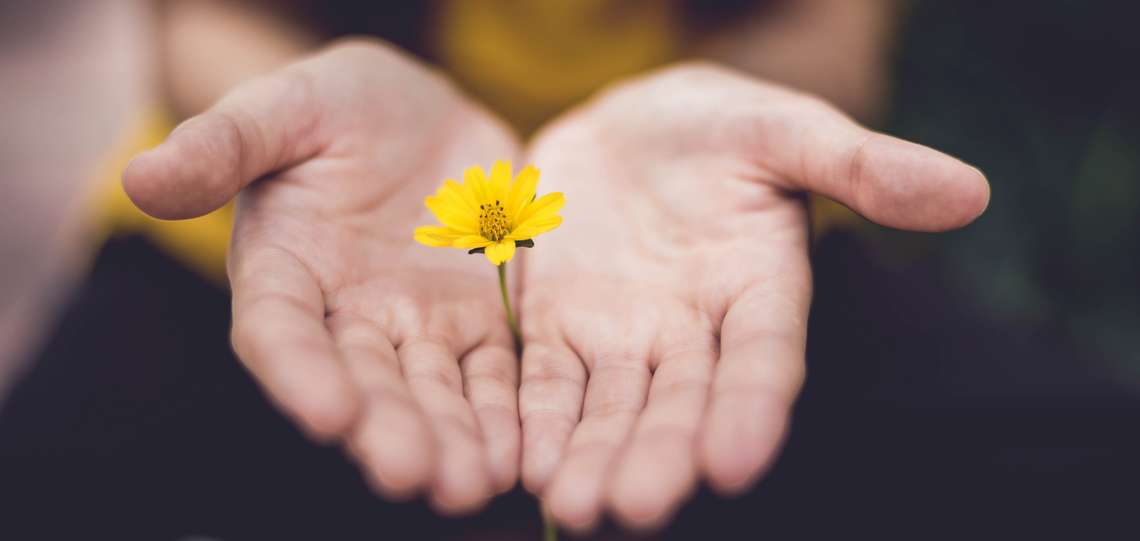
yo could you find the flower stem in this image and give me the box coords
[542,502,558,541]
[498,264,555,541]
[498,262,522,350]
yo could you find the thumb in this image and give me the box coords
[758,97,990,232]
[122,70,321,220]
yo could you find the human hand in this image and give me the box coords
[517,63,990,531]
[123,40,522,513]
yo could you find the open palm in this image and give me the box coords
[125,41,522,513]
[517,63,990,531]
[125,42,989,530]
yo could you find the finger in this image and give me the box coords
[699,264,811,495]
[518,341,587,494]
[398,337,495,515]
[329,316,436,500]
[123,68,322,220]
[545,358,651,532]
[460,341,521,493]
[229,246,358,441]
[751,94,990,232]
[607,341,715,530]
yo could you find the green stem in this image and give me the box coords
[498,262,522,351]
[497,263,554,541]
[542,502,558,541]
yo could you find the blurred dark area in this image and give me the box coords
[2,1,1139,539]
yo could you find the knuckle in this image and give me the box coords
[657,60,732,83]
[846,132,876,204]
[324,36,399,62]
[229,319,256,361]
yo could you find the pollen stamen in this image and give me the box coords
[479,200,510,241]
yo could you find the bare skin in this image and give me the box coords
[124,42,989,531]
[125,40,523,514]
[7,0,989,530]
[517,63,989,531]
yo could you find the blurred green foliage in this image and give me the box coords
[881,1,1140,384]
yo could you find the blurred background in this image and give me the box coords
[1,0,1138,539]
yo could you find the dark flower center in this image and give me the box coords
[479,200,509,241]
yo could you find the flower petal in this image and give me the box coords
[484,240,516,265]
[414,226,464,247]
[425,194,479,233]
[489,160,512,204]
[464,165,490,204]
[516,192,565,226]
[453,235,493,249]
[507,215,562,240]
[440,179,479,214]
[506,165,539,223]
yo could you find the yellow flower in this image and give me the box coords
[414,160,564,265]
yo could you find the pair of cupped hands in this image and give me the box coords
[124,40,988,532]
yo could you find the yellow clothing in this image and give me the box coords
[96,1,859,284]
[95,110,232,285]
[437,0,677,134]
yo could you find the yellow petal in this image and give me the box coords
[439,179,478,214]
[489,160,512,204]
[453,235,493,249]
[506,165,539,223]
[507,215,562,240]
[414,226,464,247]
[464,165,490,204]
[516,192,565,226]
[484,240,516,265]
[425,195,478,233]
